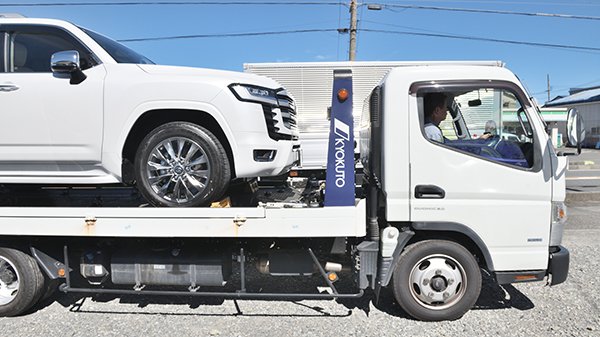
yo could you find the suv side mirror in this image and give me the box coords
[566,108,585,154]
[51,50,86,84]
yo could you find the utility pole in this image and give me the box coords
[349,0,357,61]
[547,74,551,102]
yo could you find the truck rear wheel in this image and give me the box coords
[0,248,45,317]
[134,122,231,207]
[391,240,481,321]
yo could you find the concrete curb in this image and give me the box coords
[566,192,600,203]
[569,160,599,170]
[569,164,600,170]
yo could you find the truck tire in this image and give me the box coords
[0,248,45,317]
[134,122,231,207]
[391,240,482,321]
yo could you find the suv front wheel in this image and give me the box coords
[134,122,231,207]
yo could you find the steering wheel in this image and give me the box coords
[479,145,503,159]
[485,135,501,148]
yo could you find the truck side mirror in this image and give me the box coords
[51,50,87,85]
[566,108,585,154]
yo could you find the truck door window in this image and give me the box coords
[6,25,94,73]
[0,32,5,72]
[420,87,535,169]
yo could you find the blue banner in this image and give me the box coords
[324,70,355,207]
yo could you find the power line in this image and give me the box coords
[532,78,600,95]
[4,1,600,22]
[361,19,452,34]
[5,0,600,8]
[0,1,342,7]
[377,3,600,21]
[117,25,600,55]
[361,29,600,53]
[118,28,339,42]
[376,0,600,7]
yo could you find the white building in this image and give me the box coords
[545,86,600,148]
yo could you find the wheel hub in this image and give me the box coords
[430,276,447,292]
[409,254,466,310]
[0,269,15,284]
[173,165,184,175]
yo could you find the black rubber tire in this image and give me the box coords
[391,240,482,321]
[23,278,59,315]
[134,122,231,207]
[0,248,45,317]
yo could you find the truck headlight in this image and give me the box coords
[550,201,567,246]
[229,84,278,106]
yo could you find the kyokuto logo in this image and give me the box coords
[334,119,350,187]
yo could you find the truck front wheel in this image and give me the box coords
[134,122,231,207]
[0,248,45,317]
[391,240,482,321]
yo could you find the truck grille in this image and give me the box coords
[261,89,299,141]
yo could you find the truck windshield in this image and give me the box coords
[81,28,154,65]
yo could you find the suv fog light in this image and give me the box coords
[254,150,276,162]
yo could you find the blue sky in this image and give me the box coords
[2,0,599,104]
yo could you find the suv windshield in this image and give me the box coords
[81,28,154,64]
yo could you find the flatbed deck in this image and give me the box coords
[0,181,366,238]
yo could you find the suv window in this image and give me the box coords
[3,25,95,73]
[81,27,153,64]
[419,86,535,169]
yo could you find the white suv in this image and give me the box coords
[0,16,300,206]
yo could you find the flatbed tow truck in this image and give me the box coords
[0,65,581,321]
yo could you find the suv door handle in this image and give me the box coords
[0,84,20,92]
[415,185,446,199]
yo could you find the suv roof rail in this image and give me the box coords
[0,13,26,18]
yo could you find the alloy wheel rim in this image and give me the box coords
[145,137,211,204]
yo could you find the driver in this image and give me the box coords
[423,93,448,143]
[479,120,497,140]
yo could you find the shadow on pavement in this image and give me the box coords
[25,269,533,319]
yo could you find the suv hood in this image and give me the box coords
[137,64,281,90]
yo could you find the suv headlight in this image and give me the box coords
[229,84,278,106]
[550,201,567,246]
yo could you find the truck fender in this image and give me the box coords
[410,222,495,271]
[377,229,414,288]
[376,222,494,290]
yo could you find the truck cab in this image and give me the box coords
[360,64,571,319]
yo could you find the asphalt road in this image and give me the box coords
[568,169,600,189]
[567,149,600,197]
[0,202,598,337]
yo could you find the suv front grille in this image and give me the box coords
[261,89,298,141]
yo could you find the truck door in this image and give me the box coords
[0,24,105,176]
[408,81,552,272]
